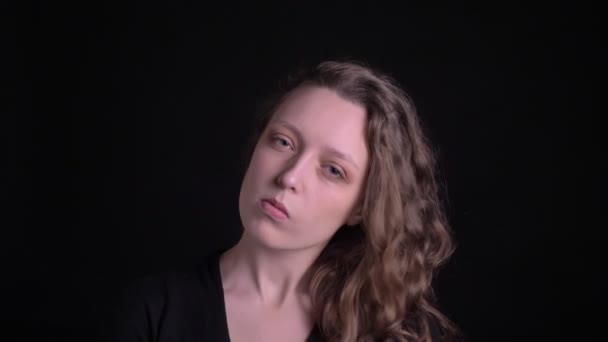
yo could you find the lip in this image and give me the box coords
[260,198,289,221]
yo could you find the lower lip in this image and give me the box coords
[260,200,289,221]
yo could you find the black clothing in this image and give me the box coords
[101,250,322,342]
[101,250,442,341]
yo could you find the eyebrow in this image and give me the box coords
[273,120,303,143]
[325,147,361,170]
[272,120,361,170]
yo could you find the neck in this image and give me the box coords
[219,233,323,309]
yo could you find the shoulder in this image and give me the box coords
[125,251,223,304]
[392,313,447,342]
[98,253,224,342]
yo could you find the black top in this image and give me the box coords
[101,250,323,342]
[101,250,441,342]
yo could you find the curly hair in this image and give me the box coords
[243,60,458,341]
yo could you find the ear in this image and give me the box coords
[345,212,362,226]
[346,198,364,226]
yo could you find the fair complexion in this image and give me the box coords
[220,86,369,342]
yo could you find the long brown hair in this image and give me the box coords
[244,60,458,341]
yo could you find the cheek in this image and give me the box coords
[311,187,360,223]
[243,148,278,190]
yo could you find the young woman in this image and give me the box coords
[105,60,458,342]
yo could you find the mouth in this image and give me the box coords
[260,198,289,221]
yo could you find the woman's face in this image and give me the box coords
[238,86,369,252]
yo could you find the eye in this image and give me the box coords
[271,136,294,150]
[324,165,346,180]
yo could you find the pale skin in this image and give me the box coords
[219,86,370,342]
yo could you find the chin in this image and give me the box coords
[242,221,311,252]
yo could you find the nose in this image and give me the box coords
[275,154,310,192]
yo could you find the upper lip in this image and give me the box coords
[263,198,289,217]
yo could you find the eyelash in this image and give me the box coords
[271,135,294,150]
[324,165,346,180]
[270,134,347,181]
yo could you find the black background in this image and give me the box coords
[9,1,595,341]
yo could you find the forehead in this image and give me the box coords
[269,86,369,161]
